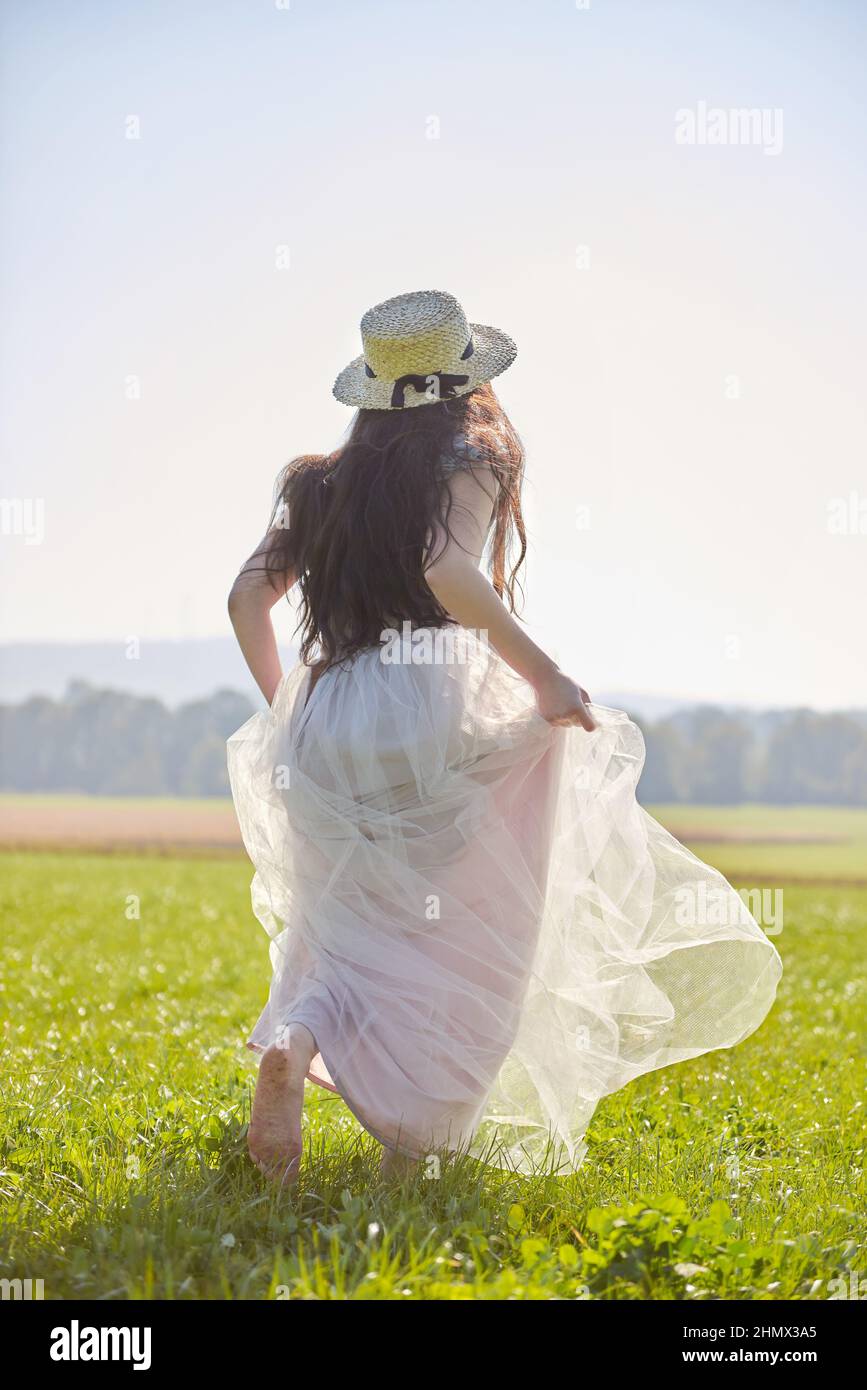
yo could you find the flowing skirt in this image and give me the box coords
[227,630,781,1173]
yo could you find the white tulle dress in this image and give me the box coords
[228,627,781,1174]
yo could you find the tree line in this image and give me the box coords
[1,682,866,804]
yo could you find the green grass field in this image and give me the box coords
[1,804,865,1300]
[650,805,867,886]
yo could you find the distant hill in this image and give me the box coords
[2,640,867,727]
[0,638,297,707]
[597,691,727,722]
[1,640,771,722]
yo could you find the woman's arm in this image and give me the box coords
[425,468,596,731]
[228,533,295,706]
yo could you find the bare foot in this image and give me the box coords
[248,1028,314,1184]
[380,1147,419,1181]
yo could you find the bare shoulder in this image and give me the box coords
[438,434,499,504]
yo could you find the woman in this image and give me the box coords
[227,289,781,1182]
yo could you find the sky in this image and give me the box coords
[1,0,866,708]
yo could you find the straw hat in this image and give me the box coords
[332,289,517,410]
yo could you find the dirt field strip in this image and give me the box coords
[2,796,866,883]
[0,797,245,854]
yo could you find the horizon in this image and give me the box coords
[1,634,865,719]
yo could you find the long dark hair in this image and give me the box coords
[262,382,526,668]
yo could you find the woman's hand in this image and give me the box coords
[533,669,597,731]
